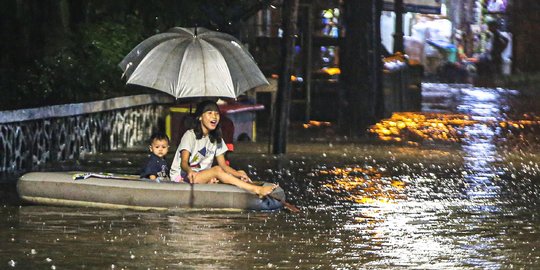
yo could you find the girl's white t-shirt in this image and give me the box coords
[170,129,228,182]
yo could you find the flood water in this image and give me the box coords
[2,83,540,269]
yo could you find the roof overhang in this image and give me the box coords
[383,0,442,14]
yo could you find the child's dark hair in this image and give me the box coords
[149,132,169,144]
[193,100,223,144]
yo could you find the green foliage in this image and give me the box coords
[4,16,146,110]
[78,17,146,100]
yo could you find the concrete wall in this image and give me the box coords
[0,94,173,172]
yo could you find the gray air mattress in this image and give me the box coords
[17,172,285,211]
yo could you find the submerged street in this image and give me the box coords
[2,83,540,269]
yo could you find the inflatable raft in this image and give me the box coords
[17,172,285,211]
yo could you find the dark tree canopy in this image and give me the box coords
[0,0,272,110]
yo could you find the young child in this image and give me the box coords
[170,100,277,197]
[141,132,170,181]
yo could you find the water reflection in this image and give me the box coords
[456,86,506,269]
[4,206,286,269]
[363,83,540,268]
[319,166,406,205]
[458,86,502,199]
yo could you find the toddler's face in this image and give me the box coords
[149,139,169,158]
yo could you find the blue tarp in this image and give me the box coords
[426,39,457,63]
[426,39,456,51]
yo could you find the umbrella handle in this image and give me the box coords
[189,182,195,208]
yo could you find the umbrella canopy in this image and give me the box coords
[119,27,269,99]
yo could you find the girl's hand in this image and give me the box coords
[237,170,252,183]
[187,171,197,184]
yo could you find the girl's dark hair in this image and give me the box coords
[192,100,223,144]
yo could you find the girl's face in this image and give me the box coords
[200,110,220,134]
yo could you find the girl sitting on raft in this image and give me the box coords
[170,100,277,197]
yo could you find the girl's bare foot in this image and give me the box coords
[256,184,278,198]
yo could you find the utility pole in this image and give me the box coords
[272,0,299,154]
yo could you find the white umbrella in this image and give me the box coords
[119,27,268,99]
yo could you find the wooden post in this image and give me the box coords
[272,0,299,154]
[301,4,313,122]
[393,0,404,53]
[371,0,384,119]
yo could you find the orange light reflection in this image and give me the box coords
[369,112,476,143]
[303,120,332,129]
[369,112,540,144]
[319,167,406,206]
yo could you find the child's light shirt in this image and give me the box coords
[170,129,228,182]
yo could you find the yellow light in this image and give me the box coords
[368,112,481,144]
[322,67,341,75]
